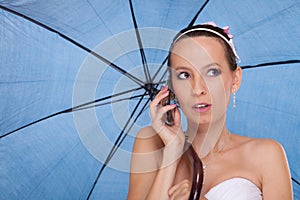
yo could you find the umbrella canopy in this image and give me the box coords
[1,0,299,199]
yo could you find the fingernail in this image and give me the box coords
[162,89,169,94]
[161,85,168,90]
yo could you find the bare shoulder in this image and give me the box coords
[132,126,164,153]
[231,134,292,194]
[232,134,284,152]
[233,135,289,179]
[242,136,289,173]
[230,134,289,176]
[231,133,286,157]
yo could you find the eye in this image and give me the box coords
[177,72,191,80]
[206,68,221,77]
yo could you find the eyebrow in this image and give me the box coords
[173,66,191,71]
[174,62,222,71]
[203,62,222,69]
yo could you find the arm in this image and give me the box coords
[259,139,293,199]
[128,86,185,199]
[127,126,181,200]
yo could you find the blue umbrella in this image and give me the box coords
[1,0,299,199]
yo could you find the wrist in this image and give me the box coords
[161,144,184,168]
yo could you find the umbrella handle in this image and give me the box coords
[186,143,204,200]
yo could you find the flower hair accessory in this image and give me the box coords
[173,22,240,62]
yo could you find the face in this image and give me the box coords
[169,36,241,125]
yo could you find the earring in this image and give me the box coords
[233,88,237,108]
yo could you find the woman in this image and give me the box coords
[127,23,293,200]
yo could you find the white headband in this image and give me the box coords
[173,27,240,62]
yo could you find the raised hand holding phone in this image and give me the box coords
[150,86,203,199]
[149,86,185,157]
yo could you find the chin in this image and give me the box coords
[188,115,212,126]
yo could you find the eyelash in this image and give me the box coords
[176,68,221,80]
[206,68,222,77]
[177,72,190,80]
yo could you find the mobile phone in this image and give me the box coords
[161,89,176,126]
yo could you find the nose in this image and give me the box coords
[191,75,207,96]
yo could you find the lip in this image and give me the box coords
[192,102,212,113]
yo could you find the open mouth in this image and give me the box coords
[194,104,210,108]
[193,103,212,112]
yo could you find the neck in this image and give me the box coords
[185,117,230,158]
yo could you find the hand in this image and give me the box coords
[168,179,191,200]
[149,86,185,158]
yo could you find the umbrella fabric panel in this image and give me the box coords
[196,0,300,66]
[0,0,207,53]
[0,113,101,199]
[0,0,124,49]
[0,9,86,136]
[89,167,129,200]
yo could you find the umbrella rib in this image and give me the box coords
[106,98,151,162]
[0,87,143,139]
[241,59,300,69]
[237,59,300,187]
[86,1,138,69]
[151,0,210,83]
[72,93,146,112]
[91,98,151,199]
[72,87,143,111]
[187,0,210,27]
[0,5,145,87]
[151,56,169,82]
[129,0,151,82]
[89,95,151,197]
[292,177,300,186]
[86,91,148,200]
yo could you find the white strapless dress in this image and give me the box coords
[204,178,262,200]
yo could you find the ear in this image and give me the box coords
[231,66,242,93]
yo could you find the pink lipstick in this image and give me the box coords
[192,103,212,113]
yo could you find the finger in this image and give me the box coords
[154,85,169,100]
[168,179,190,196]
[169,182,191,200]
[150,105,177,139]
[168,184,178,197]
[151,103,176,120]
[170,188,189,200]
[152,105,176,131]
[150,86,169,107]
[154,104,177,124]
[160,104,177,114]
[173,107,181,127]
